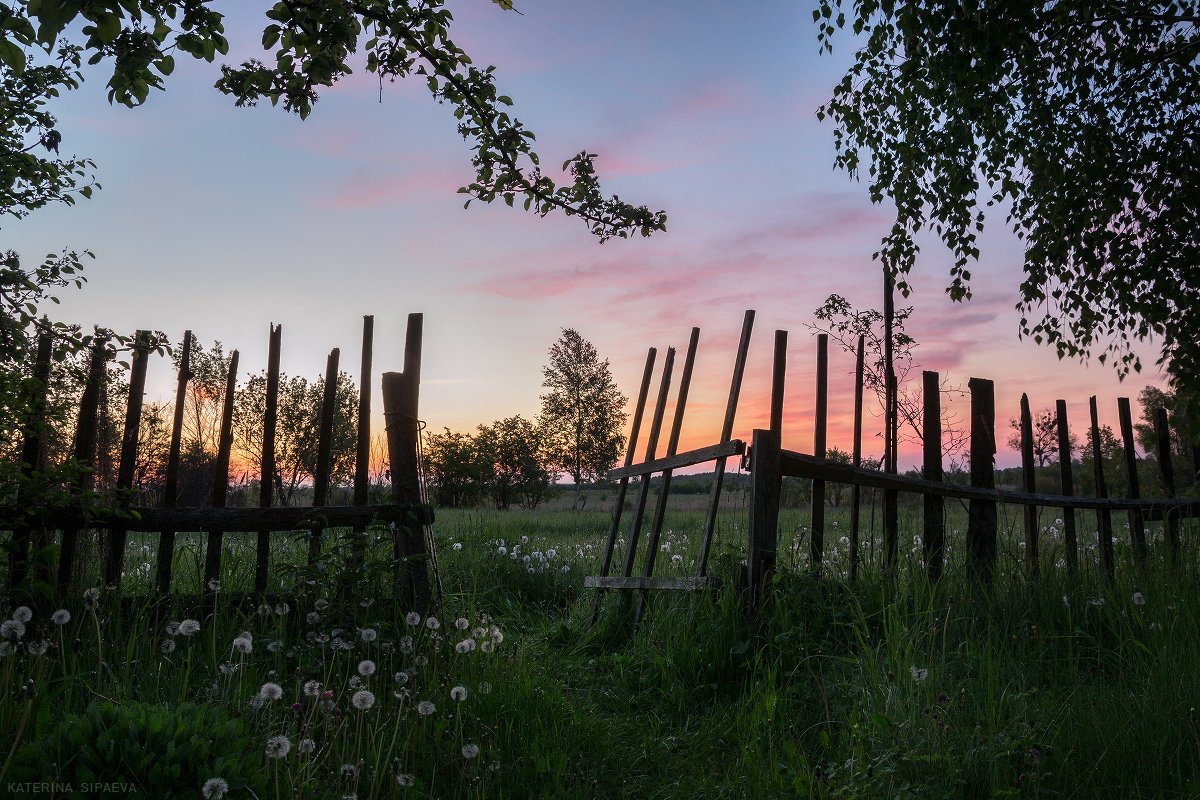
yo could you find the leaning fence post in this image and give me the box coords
[967,378,997,586]
[1089,396,1115,578]
[922,371,943,582]
[351,316,374,575]
[255,324,281,596]
[11,331,53,595]
[1055,399,1079,574]
[310,348,341,564]
[202,350,238,620]
[58,336,109,594]
[103,331,151,593]
[811,334,828,570]
[157,331,192,597]
[1117,397,1147,569]
[382,313,432,615]
[747,428,781,610]
[1153,407,1179,562]
[1019,393,1039,579]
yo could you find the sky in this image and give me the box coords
[5,0,1169,473]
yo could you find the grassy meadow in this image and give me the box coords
[2,489,1199,799]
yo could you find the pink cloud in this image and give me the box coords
[321,168,470,209]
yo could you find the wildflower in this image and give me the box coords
[314,598,329,611]
[84,587,100,606]
[340,763,358,779]
[405,612,421,626]
[398,635,414,654]
[414,654,428,667]
[417,700,436,716]
[232,636,253,654]
[201,777,230,800]
[161,640,176,654]
[207,579,220,592]
[1,620,25,640]
[455,617,469,630]
[1133,591,1146,606]
[265,735,291,759]
[11,606,33,623]
[218,661,237,676]
[360,628,378,643]
[352,689,375,710]
[348,675,363,690]
[178,619,201,636]
[425,617,440,631]
[1062,595,1070,607]
[396,773,415,787]
[489,626,503,645]
[480,640,494,654]
[561,564,570,573]
[306,612,321,625]
[546,548,557,558]
[455,639,476,654]
[274,603,289,616]
[462,743,480,759]
[910,666,929,683]
[450,685,468,701]
[358,659,376,677]
[671,554,683,565]
[166,621,180,636]
[259,682,284,701]
[394,671,410,685]
[452,542,462,551]
[304,679,322,697]
[26,639,48,656]
[497,546,508,556]
[520,535,529,544]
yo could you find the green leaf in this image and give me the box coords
[0,39,24,72]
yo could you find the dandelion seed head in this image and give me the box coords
[351,689,375,710]
[450,685,468,701]
[306,612,321,625]
[207,579,220,592]
[396,774,415,787]
[265,735,291,759]
[462,743,480,759]
[11,606,33,623]
[1,620,25,640]
[452,542,462,551]
[405,612,421,626]
[26,639,48,656]
[161,639,176,654]
[455,617,469,630]
[303,679,321,697]
[910,666,929,683]
[358,659,376,677]
[178,619,201,636]
[455,639,476,653]
[259,682,284,701]
[298,738,316,754]
[84,587,100,606]
[1133,591,1146,606]
[274,603,289,616]
[425,617,440,630]
[201,777,230,800]
[417,700,436,716]
[232,636,253,654]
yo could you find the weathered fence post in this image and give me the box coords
[382,313,432,615]
[58,336,109,593]
[202,350,238,619]
[747,428,781,609]
[10,331,53,594]
[621,348,674,582]
[883,273,899,575]
[351,316,374,574]
[1117,397,1147,569]
[922,370,943,582]
[103,331,151,592]
[770,330,786,434]
[157,331,192,597]
[849,335,865,583]
[1154,407,1179,561]
[967,378,997,586]
[1055,399,1079,574]
[310,348,340,564]
[1089,396,1115,578]
[1019,393,1039,579]
[254,324,281,595]
[811,334,828,570]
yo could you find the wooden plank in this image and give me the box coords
[747,428,781,609]
[922,370,943,582]
[255,323,281,595]
[967,378,997,585]
[203,350,238,615]
[1118,397,1147,568]
[607,440,746,480]
[58,337,108,593]
[1154,406,1180,560]
[10,331,52,592]
[103,331,151,591]
[849,334,864,583]
[770,329,787,434]
[584,576,710,591]
[310,348,341,563]
[697,309,755,577]
[638,327,699,623]
[811,333,827,568]
[6,504,428,532]
[1090,396,1115,577]
[1019,393,1039,579]
[383,312,431,615]
[1056,399,1078,574]
[621,347,674,579]
[157,330,192,597]
[589,346,657,624]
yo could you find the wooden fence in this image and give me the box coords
[745,333,1200,606]
[4,314,433,615]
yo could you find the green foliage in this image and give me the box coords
[423,426,483,508]
[475,414,552,510]
[10,700,267,797]
[539,328,628,493]
[816,1,1199,389]
[1,0,665,240]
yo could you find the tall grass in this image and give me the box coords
[2,499,1198,798]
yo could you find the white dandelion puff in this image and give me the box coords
[352,689,375,710]
[450,685,468,701]
[417,700,436,716]
[265,735,291,759]
[259,682,284,701]
[360,628,378,643]
[201,777,230,800]
[178,619,201,636]
[405,612,421,626]
[11,606,33,623]
[358,659,376,677]
[461,743,480,759]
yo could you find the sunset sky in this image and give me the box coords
[6,0,1168,472]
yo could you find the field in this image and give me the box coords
[2,492,1199,799]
